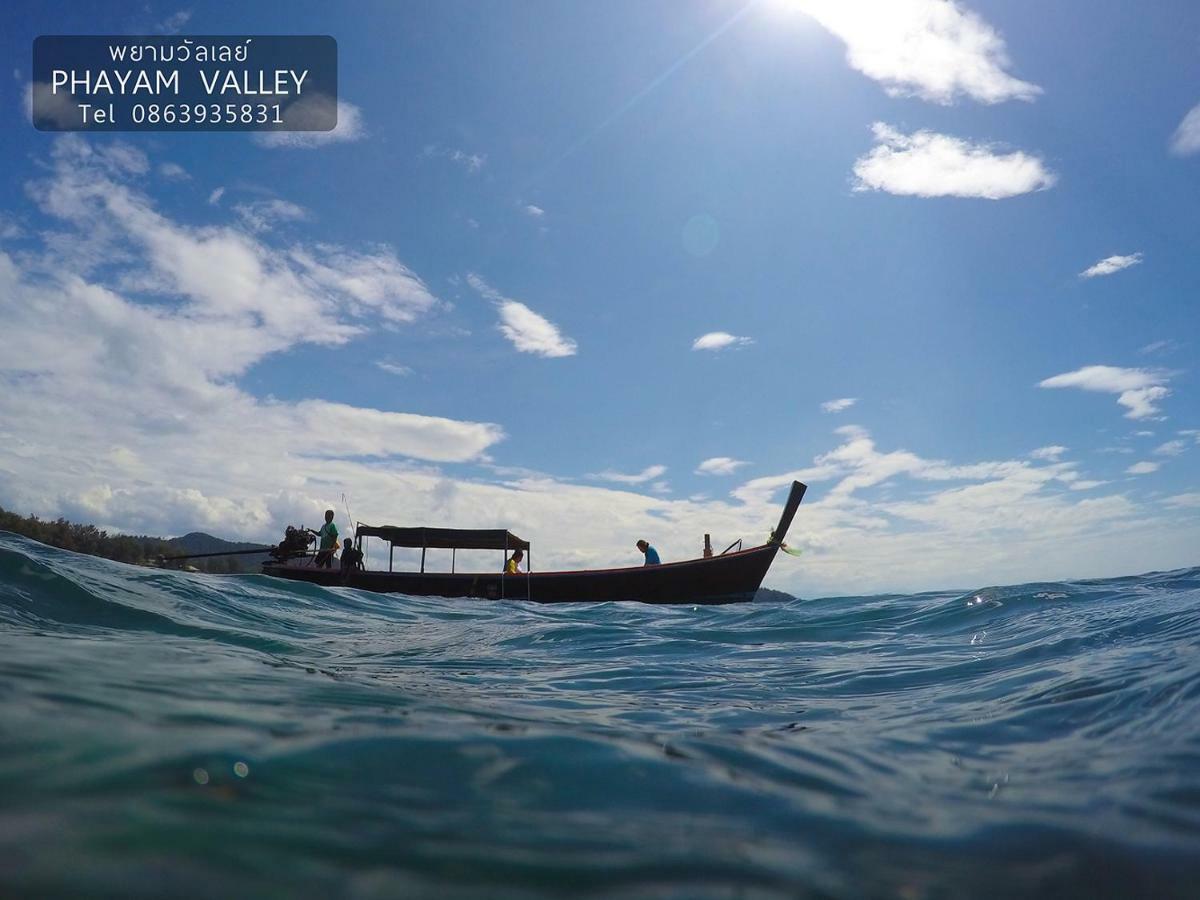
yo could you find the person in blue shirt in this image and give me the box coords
[636,540,660,566]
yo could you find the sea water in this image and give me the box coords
[1,532,1198,898]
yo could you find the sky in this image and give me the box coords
[0,0,1197,596]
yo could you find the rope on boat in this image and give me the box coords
[767,528,803,557]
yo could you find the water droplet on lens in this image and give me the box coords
[234,761,249,778]
[193,767,209,785]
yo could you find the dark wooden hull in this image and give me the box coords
[261,544,781,605]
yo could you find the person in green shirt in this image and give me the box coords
[309,509,338,568]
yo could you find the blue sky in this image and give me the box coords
[1,0,1198,594]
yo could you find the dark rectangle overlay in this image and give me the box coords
[32,35,337,132]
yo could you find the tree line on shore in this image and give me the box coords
[0,505,249,573]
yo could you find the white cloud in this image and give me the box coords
[821,397,857,413]
[1079,252,1142,279]
[374,361,413,377]
[1163,492,1200,509]
[207,187,225,206]
[292,401,500,463]
[523,205,545,218]
[1169,103,1200,156]
[253,98,366,149]
[692,331,752,351]
[696,457,749,476]
[1126,461,1159,475]
[26,81,82,128]
[728,424,1197,594]
[467,274,577,358]
[0,214,23,240]
[1154,440,1186,457]
[153,10,192,34]
[593,465,668,485]
[1038,365,1170,420]
[853,123,1056,199]
[495,300,578,357]
[290,244,439,325]
[158,162,189,181]
[454,151,485,173]
[793,0,1040,104]
[421,144,486,174]
[0,136,491,510]
[1030,445,1068,461]
[1140,340,1178,356]
[234,198,309,232]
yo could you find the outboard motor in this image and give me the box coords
[270,525,314,561]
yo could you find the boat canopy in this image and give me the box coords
[355,525,530,551]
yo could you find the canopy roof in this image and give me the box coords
[355,525,529,551]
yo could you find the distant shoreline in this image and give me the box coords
[0,506,264,573]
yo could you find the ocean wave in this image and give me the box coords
[1,532,1198,898]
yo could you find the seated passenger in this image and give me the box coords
[504,548,524,574]
[340,538,364,574]
[636,540,661,566]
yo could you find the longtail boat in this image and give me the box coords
[260,481,806,604]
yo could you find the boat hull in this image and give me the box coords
[261,544,780,604]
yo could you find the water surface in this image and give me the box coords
[2,533,1198,897]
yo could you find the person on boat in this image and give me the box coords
[340,538,364,575]
[309,510,338,568]
[504,548,524,574]
[636,540,661,566]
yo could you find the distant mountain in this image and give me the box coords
[754,587,797,603]
[163,532,273,573]
[166,531,267,555]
